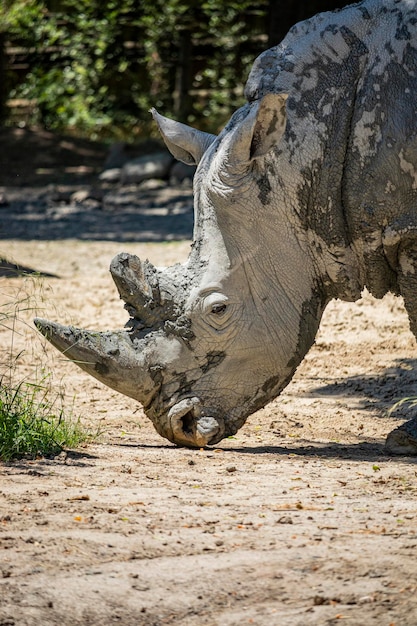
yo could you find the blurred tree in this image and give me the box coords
[1,0,350,137]
[2,0,152,136]
[1,0,272,134]
[0,32,6,123]
[137,0,269,127]
[268,0,351,46]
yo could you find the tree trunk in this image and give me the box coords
[173,29,193,123]
[0,33,7,124]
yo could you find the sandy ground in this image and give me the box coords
[1,235,416,626]
[0,131,416,624]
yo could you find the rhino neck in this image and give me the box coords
[279,109,365,303]
[213,195,328,379]
[258,126,364,304]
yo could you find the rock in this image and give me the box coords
[138,179,167,191]
[71,189,91,203]
[121,152,174,184]
[385,417,417,455]
[103,139,164,170]
[70,187,103,209]
[46,184,73,203]
[103,142,129,169]
[0,192,9,207]
[98,168,122,183]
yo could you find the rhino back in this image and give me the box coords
[246,0,417,300]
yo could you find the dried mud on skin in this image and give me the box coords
[1,238,417,626]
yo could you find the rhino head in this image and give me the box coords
[35,94,327,448]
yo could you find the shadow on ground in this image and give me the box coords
[0,127,194,242]
[304,358,417,420]
[0,258,59,278]
[0,199,194,243]
[0,127,107,187]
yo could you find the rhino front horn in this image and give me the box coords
[34,318,158,407]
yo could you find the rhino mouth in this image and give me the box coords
[167,397,225,448]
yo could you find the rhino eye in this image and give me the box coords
[211,303,227,315]
[200,292,234,330]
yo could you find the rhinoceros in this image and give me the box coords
[35,0,417,453]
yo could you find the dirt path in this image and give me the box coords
[1,236,416,626]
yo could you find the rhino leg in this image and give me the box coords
[384,221,417,336]
[397,244,417,337]
[381,234,417,455]
[385,417,417,456]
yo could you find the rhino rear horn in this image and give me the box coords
[110,253,164,327]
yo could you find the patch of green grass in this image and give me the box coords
[0,274,99,461]
[0,377,95,461]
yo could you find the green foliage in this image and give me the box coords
[0,277,98,462]
[4,0,144,136]
[0,378,93,461]
[2,0,269,137]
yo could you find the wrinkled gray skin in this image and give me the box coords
[35,0,417,452]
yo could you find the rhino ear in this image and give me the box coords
[227,93,288,166]
[250,93,288,159]
[151,108,216,165]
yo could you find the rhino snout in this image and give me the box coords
[168,397,224,448]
